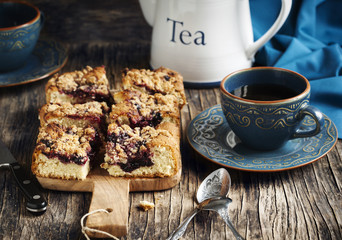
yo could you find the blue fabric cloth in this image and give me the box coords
[250,0,342,138]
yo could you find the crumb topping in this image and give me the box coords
[126,90,178,113]
[55,66,108,90]
[43,101,109,120]
[121,67,186,106]
[122,68,174,94]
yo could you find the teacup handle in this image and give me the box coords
[246,0,292,59]
[39,11,45,31]
[291,105,325,138]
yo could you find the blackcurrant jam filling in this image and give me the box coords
[42,151,90,165]
[107,132,154,172]
[40,139,53,148]
[62,88,113,104]
[129,111,162,128]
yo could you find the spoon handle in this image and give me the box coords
[217,208,245,240]
[166,208,201,240]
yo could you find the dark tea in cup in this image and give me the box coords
[0,3,38,28]
[230,83,299,101]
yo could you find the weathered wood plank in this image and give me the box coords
[1,40,341,240]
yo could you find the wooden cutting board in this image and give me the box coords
[37,163,181,238]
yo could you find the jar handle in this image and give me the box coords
[246,0,292,60]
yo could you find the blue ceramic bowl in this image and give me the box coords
[220,67,324,150]
[0,1,44,72]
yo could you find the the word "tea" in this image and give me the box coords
[167,18,206,46]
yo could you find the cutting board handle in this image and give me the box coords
[37,166,182,238]
[86,178,130,238]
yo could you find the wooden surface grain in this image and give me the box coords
[0,0,341,239]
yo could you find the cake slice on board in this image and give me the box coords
[32,124,100,180]
[121,67,186,108]
[45,66,113,105]
[101,123,180,178]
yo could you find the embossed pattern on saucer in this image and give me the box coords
[0,39,67,87]
[187,105,338,172]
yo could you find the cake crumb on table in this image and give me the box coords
[139,201,155,211]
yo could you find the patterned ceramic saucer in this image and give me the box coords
[187,105,338,172]
[0,39,67,87]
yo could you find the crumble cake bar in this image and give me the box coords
[110,89,180,131]
[121,67,186,108]
[101,123,180,177]
[39,101,109,139]
[45,66,113,104]
[32,124,100,180]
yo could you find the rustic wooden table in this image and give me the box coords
[0,0,341,239]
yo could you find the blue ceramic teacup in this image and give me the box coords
[0,1,44,72]
[220,67,324,150]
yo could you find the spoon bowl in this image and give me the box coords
[196,168,231,203]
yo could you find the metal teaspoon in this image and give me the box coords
[166,168,231,240]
